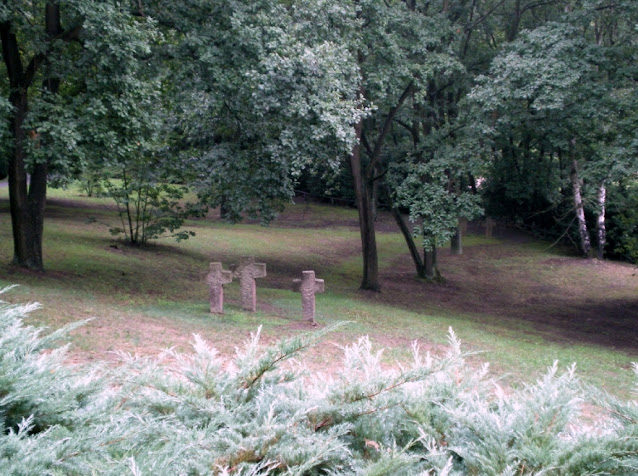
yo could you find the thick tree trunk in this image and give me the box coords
[1,5,62,270]
[7,91,35,267]
[7,103,47,270]
[595,181,606,260]
[2,23,43,269]
[424,247,440,280]
[570,158,591,257]
[27,163,48,269]
[350,119,380,291]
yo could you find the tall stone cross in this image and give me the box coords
[293,270,324,326]
[231,257,267,312]
[206,262,233,314]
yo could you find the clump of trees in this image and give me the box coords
[1,0,636,288]
[2,290,638,474]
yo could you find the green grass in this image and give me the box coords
[0,180,637,397]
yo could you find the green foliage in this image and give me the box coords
[469,22,593,226]
[78,168,103,198]
[607,181,638,263]
[105,159,202,245]
[468,3,638,252]
[296,163,356,206]
[151,0,363,224]
[2,293,638,474]
[388,118,485,251]
[391,160,482,251]
[1,0,162,179]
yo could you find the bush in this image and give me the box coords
[105,159,203,245]
[1,289,637,474]
[607,182,638,264]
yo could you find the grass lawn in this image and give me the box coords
[1,181,637,398]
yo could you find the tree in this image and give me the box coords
[387,118,484,279]
[139,0,362,225]
[1,1,159,270]
[104,157,201,245]
[345,0,498,287]
[345,0,460,289]
[470,1,638,258]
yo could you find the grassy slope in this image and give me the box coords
[0,183,636,397]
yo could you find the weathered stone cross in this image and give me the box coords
[206,262,233,314]
[293,270,324,326]
[231,256,267,312]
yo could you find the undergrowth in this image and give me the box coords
[1,288,638,475]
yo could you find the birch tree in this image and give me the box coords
[470,2,638,258]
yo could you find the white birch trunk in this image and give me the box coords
[596,181,606,260]
[571,158,591,257]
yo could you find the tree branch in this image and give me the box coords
[521,0,564,15]
[367,81,414,178]
[360,129,374,158]
[464,0,508,31]
[23,24,83,88]
[0,22,25,88]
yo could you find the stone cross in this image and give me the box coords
[293,270,324,326]
[230,257,267,312]
[206,262,233,314]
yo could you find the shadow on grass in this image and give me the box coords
[2,195,638,356]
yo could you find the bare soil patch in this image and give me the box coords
[377,242,638,352]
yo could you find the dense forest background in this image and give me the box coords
[1,0,636,290]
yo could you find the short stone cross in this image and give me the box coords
[231,256,267,312]
[206,262,233,314]
[293,270,324,326]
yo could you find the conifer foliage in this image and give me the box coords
[1,291,637,474]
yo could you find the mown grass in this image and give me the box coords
[0,181,637,397]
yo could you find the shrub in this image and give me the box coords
[607,182,638,263]
[105,159,203,245]
[1,289,637,474]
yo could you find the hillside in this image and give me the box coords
[1,183,637,396]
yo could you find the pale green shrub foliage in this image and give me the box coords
[0,291,637,475]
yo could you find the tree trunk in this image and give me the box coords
[350,118,380,291]
[1,5,63,270]
[424,246,440,280]
[450,222,463,255]
[389,204,426,278]
[2,22,43,269]
[506,0,522,42]
[595,180,606,260]
[6,90,35,267]
[371,178,378,222]
[570,158,591,257]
